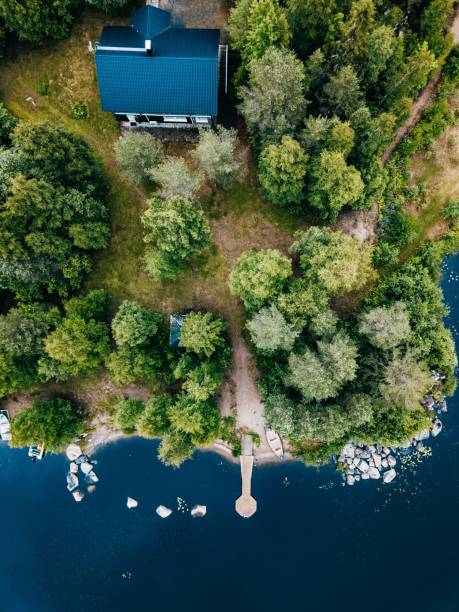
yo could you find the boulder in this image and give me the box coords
[432,420,443,437]
[80,461,94,475]
[72,491,84,502]
[372,453,382,468]
[86,471,99,483]
[191,505,207,518]
[66,444,82,461]
[87,485,96,493]
[387,455,396,468]
[383,469,397,484]
[127,497,138,509]
[361,473,370,480]
[358,460,369,473]
[156,505,172,518]
[342,443,356,459]
[416,429,430,441]
[69,462,78,474]
[75,454,89,465]
[360,451,371,459]
[381,459,388,469]
[354,475,361,482]
[368,467,380,479]
[416,442,424,451]
[346,475,355,486]
[66,472,79,492]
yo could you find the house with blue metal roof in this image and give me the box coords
[95,5,222,128]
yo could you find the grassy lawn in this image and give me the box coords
[0,9,299,339]
[402,94,459,257]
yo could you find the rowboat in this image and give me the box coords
[265,428,284,459]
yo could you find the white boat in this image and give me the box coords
[265,428,284,459]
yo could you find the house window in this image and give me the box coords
[193,116,210,125]
[163,116,188,123]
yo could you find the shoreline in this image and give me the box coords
[84,425,294,467]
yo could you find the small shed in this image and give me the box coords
[169,314,184,347]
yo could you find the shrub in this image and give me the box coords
[114,131,163,186]
[114,399,145,434]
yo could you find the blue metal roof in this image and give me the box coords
[132,6,171,39]
[96,8,219,117]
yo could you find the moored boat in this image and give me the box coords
[265,428,284,459]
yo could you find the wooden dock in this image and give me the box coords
[235,434,257,518]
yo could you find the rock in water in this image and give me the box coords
[127,497,138,509]
[86,471,99,483]
[69,462,78,474]
[191,505,207,518]
[66,472,79,492]
[372,453,382,469]
[156,505,172,518]
[80,461,94,475]
[358,460,369,473]
[342,443,356,459]
[387,455,396,468]
[87,485,96,493]
[346,475,355,486]
[368,467,381,479]
[383,469,397,484]
[361,473,370,480]
[66,444,82,461]
[431,420,443,437]
[72,491,84,502]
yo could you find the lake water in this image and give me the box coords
[1,257,459,612]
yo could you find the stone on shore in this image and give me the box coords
[383,469,397,484]
[80,461,94,475]
[66,444,82,461]
[191,505,207,518]
[387,455,396,468]
[431,420,443,437]
[361,473,370,480]
[342,443,356,459]
[372,453,382,469]
[127,497,138,509]
[368,467,380,479]
[69,462,78,474]
[156,505,172,518]
[346,474,355,485]
[72,491,84,502]
[358,460,369,473]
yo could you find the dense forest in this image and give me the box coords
[0,0,458,468]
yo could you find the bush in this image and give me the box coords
[148,156,202,200]
[113,399,145,434]
[0,103,17,146]
[71,102,89,120]
[192,126,246,189]
[11,397,82,452]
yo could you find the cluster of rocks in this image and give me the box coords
[65,443,99,502]
[126,497,207,519]
[338,443,397,486]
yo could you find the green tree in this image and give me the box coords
[290,227,374,295]
[421,0,454,57]
[0,0,77,43]
[307,151,364,221]
[114,399,145,434]
[258,136,308,207]
[0,304,59,358]
[277,279,328,326]
[309,307,338,339]
[359,301,411,350]
[13,123,105,194]
[41,291,110,379]
[142,196,211,280]
[338,0,375,63]
[0,147,24,200]
[323,66,363,119]
[0,103,17,146]
[300,116,354,157]
[114,131,163,186]
[365,25,397,84]
[387,43,437,106]
[0,175,108,298]
[137,395,174,438]
[228,0,290,65]
[148,156,202,200]
[179,312,226,358]
[247,304,300,352]
[286,0,338,58]
[87,0,130,11]
[182,361,223,402]
[239,47,307,146]
[106,347,163,385]
[285,331,358,401]
[229,249,293,311]
[112,301,161,348]
[158,430,194,467]
[192,127,246,189]
[11,397,82,451]
[264,393,297,437]
[379,350,432,411]
[350,107,396,164]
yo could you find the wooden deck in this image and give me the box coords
[235,435,257,518]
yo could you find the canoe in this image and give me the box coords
[265,428,284,459]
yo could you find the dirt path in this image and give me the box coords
[381,7,459,164]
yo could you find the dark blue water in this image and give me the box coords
[2,258,459,612]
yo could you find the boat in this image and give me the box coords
[28,443,45,461]
[265,428,284,459]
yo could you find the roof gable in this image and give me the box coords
[131,6,171,39]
